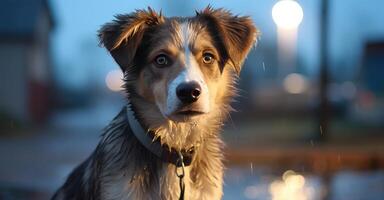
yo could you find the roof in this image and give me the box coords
[0,0,55,38]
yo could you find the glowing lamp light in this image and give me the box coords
[283,73,308,94]
[269,170,310,200]
[105,69,124,92]
[272,0,304,29]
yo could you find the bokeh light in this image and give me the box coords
[269,170,310,200]
[272,0,304,29]
[105,69,124,92]
[283,73,308,94]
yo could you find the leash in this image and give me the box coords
[175,152,186,200]
[126,105,193,199]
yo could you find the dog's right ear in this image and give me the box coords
[98,8,164,71]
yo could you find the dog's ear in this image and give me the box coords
[197,6,259,75]
[98,8,164,71]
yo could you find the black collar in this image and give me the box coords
[126,105,195,167]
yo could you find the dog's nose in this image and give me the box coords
[176,81,201,104]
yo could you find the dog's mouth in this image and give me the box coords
[165,109,207,122]
[176,110,206,116]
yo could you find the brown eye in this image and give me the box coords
[202,52,215,64]
[154,54,171,67]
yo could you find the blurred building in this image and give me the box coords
[0,0,55,124]
[361,41,384,97]
[349,41,384,124]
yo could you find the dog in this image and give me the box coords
[52,6,258,200]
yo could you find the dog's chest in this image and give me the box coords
[102,165,203,200]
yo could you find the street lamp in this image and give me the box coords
[272,0,304,79]
[272,0,303,30]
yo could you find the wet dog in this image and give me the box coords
[52,7,258,200]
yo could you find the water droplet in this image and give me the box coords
[262,62,266,71]
[250,162,253,175]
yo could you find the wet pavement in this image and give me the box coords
[0,97,123,198]
[1,98,383,199]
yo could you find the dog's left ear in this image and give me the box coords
[197,7,259,75]
[98,8,164,71]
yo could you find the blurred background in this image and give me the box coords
[0,0,383,199]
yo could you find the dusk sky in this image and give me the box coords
[50,0,384,89]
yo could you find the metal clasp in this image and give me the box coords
[175,151,185,200]
[175,151,185,178]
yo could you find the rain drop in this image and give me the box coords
[250,162,253,175]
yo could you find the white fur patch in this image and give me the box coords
[164,22,210,117]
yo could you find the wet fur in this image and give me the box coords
[52,7,258,200]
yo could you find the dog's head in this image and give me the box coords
[99,7,258,122]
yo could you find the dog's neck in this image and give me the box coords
[128,95,225,151]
